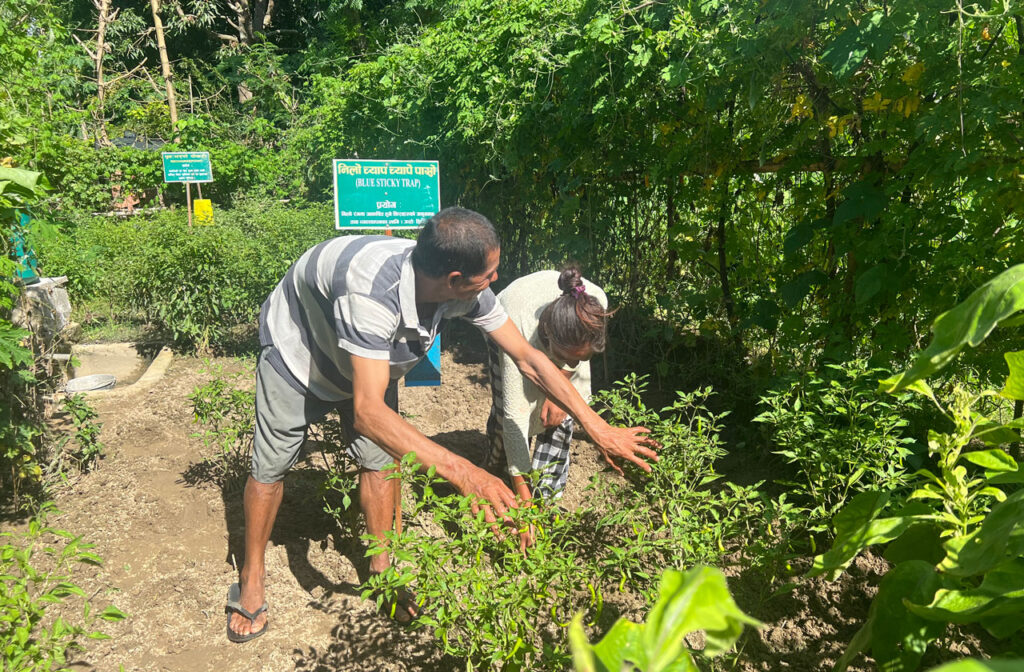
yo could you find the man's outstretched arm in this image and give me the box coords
[349,355,519,519]
[487,319,660,474]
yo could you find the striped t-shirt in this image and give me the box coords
[259,235,508,401]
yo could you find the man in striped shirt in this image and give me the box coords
[227,207,659,642]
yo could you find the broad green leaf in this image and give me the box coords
[1001,351,1024,401]
[833,180,887,226]
[0,166,45,194]
[881,265,1024,392]
[926,659,1024,672]
[811,493,930,579]
[822,11,895,80]
[569,613,601,672]
[783,219,823,256]
[971,418,1022,446]
[780,270,827,308]
[570,568,757,672]
[591,619,647,671]
[855,264,889,306]
[864,561,945,672]
[879,377,937,404]
[962,449,1017,472]
[883,523,945,565]
[906,559,1024,636]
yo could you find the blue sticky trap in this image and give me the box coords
[405,335,441,387]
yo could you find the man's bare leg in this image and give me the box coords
[229,476,283,637]
[360,467,397,575]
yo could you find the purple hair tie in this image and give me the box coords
[571,284,586,297]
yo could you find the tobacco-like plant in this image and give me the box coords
[568,566,760,672]
[813,264,1024,671]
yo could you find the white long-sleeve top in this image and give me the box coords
[495,271,608,476]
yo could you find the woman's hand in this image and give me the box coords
[590,425,661,475]
[540,397,568,428]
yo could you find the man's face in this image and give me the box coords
[450,247,500,299]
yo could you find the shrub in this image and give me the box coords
[52,394,105,475]
[1,165,55,507]
[38,201,334,350]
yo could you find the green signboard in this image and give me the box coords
[333,159,440,230]
[161,151,213,183]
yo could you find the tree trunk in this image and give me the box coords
[715,177,737,333]
[93,0,114,145]
[665,182,678,280]
[149,0,179,138]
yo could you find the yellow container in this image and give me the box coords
[194,198,214,225]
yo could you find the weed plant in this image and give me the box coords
[0,503,126,671]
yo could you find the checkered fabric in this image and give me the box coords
[484,340,573,500]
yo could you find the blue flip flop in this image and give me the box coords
[225,582,268,643]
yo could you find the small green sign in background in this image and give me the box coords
[333,159,440,229]
[162,151,213,183]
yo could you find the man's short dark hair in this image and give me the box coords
[412,207,500,278]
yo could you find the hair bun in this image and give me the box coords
[557,267,583,295]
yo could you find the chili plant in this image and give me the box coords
[591,377,766,598]
[364,456,604,671]
[754,359,918,536]
[0,503,126,671]
[188,361,255,488]
[54,393,104,474]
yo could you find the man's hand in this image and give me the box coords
[590,425,661,476]
[451,462,519,526]
[540,398,568,428]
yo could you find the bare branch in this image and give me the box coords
[619,0,660,18]
[71,32,98,60]
[105,60,147,85]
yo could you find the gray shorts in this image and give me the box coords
[251,347,397,483]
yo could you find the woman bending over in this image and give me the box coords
[483,267,613,502]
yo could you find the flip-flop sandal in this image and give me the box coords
[225,582,269,643]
